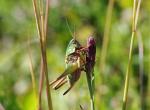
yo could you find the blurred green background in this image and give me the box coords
[0,0,150,110]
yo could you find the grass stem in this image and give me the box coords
[86,73,95,110]
[100,0,114,75]
[32,0,53,110]
[122,0,142,109]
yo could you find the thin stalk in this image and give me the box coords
[122,0,137,109]
[100,0,114,75]
[33,0,45,109]
[44,0,49,39]
[38,58,44,110]
[32,1,44,110]
[32,1,43,109]
[122,0,142,110]
[32,0,42,38]
[41,6,53,110]
[122,32,135,110]
[86,72,95,110]
[135,0,142,28]
[32,0,53,110]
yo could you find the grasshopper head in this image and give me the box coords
[69,39,81,47]
[66,39,81,56]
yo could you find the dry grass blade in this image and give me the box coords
[32,0,42,38]
[44,0,49,38]
[32,1,43,110]
[39,1,53,110]
[32,0,53,110]
[38,58,44,110]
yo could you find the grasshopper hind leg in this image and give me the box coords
[63,69,81,95]
[54,77,67,90]
[63,85,73,95]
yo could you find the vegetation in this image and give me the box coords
[0,0,150,110]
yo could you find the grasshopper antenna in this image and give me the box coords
[66,19,76,39]
[73,24,76,40]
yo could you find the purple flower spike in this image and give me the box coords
[86,36,96,76]
[87,37,96,65]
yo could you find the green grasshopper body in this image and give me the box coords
[65,39,81,56]
[50,39,87,95]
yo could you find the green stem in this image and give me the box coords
[100,0,114,75]
[86,71,95,110]
[122,0,142,109]
[122,32,135,110]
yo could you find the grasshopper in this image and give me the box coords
[49,38,87,95]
